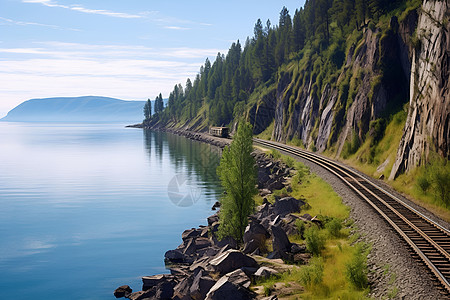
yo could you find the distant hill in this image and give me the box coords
[0,96,146,123]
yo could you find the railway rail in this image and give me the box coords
[253,138,450,296]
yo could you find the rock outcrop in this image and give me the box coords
[248,0,449,177]
[390,0,450,179]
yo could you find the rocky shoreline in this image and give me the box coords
[115,129,309,299]
[118,127,446,299]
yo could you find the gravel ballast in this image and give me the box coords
[290,153,447,300]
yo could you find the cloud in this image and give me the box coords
[0,16,80,31]
[22,0,144,19]
[164,26,191,31]
[0,42,224,60]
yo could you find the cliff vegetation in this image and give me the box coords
[145,0,449,213]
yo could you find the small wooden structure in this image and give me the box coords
[209,126,229,138]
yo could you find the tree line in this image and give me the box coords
[147,0,407,126]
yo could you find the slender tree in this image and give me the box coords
[143,98,151,120]
[217,121,257,243]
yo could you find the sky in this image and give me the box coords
[0,0,305,118]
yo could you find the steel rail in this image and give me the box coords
[253,138,450,295]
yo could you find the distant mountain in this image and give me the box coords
[0,96,146,123]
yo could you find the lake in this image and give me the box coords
[0,122,222,300]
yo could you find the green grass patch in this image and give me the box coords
[254,148,368,298]
[391,158,450,222]
[293,172,350,220]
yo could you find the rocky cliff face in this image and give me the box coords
[252,17,410,155]
[249,0,448,178]
[389,0,450,179]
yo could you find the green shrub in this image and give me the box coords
[416,173,431,193]
[369,118,387,146]
[416,156,450,207]
[346,243,368,290]
[342,131,361,159]
[299,257,324,287]
[293,162,309,184]
[326,218,343,238]
[270,149,281,159]
[305,226,326,256]
[430,160,450,207]
[296,219,306,238]
[283,156,295,168]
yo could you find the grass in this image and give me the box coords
[253,147,369,299]
[293,172,350,220]
[343,109,406,178]
[335,106,450,222]
[391,163,450,222]
[258,231,369,299]
[256,120,274,141]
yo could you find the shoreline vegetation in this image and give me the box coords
[116,125,372,299]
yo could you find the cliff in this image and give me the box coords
[150,0,448,180]
[389,0,450,179]
[249,0,449,179]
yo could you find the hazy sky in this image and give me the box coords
[0,0,305,118]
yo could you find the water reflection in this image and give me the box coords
[143,129,222,206]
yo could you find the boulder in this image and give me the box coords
[170,266,190,277]
[254,267,279,279]
[290,243,306,254]
[301,213,313,221]
[243,221,269,245]
[211,201,221,210]
[224,269,251,289]
[200,226,210,238]
[283,214,300,224]
[205,276,251,300]
[209,249,258,275]
[242,239,259,254]
[258,168,271,188]
[268,178,285,191]
[127,289,155,300]
[207,214,219,226]
[213,236,238,249]
[281,214,301,236]
[270,225,291,253]
[155,280,176,300]
[259,188,272,196]
[164,249,185,264]
[210,222,220,234]
[197,245,221,258]
[269,215,282,226]
[182,228,200,241]
[182,238,197,256]
[142,274,175,291]
[255,203,272,221]
[114,285,132,298]
[190,270,216,300]
[173,276,194,299]
[195,237,212,250]
[189,256,212,273]
[272,197,304,217]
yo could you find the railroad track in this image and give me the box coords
[253,138,450,296]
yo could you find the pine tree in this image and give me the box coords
[143,98,151,120]
[217,122,257,243]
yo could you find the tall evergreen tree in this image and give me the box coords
[143,98,151,120]
[216,122,257,243]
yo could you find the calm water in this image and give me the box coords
[0,122,222,300]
